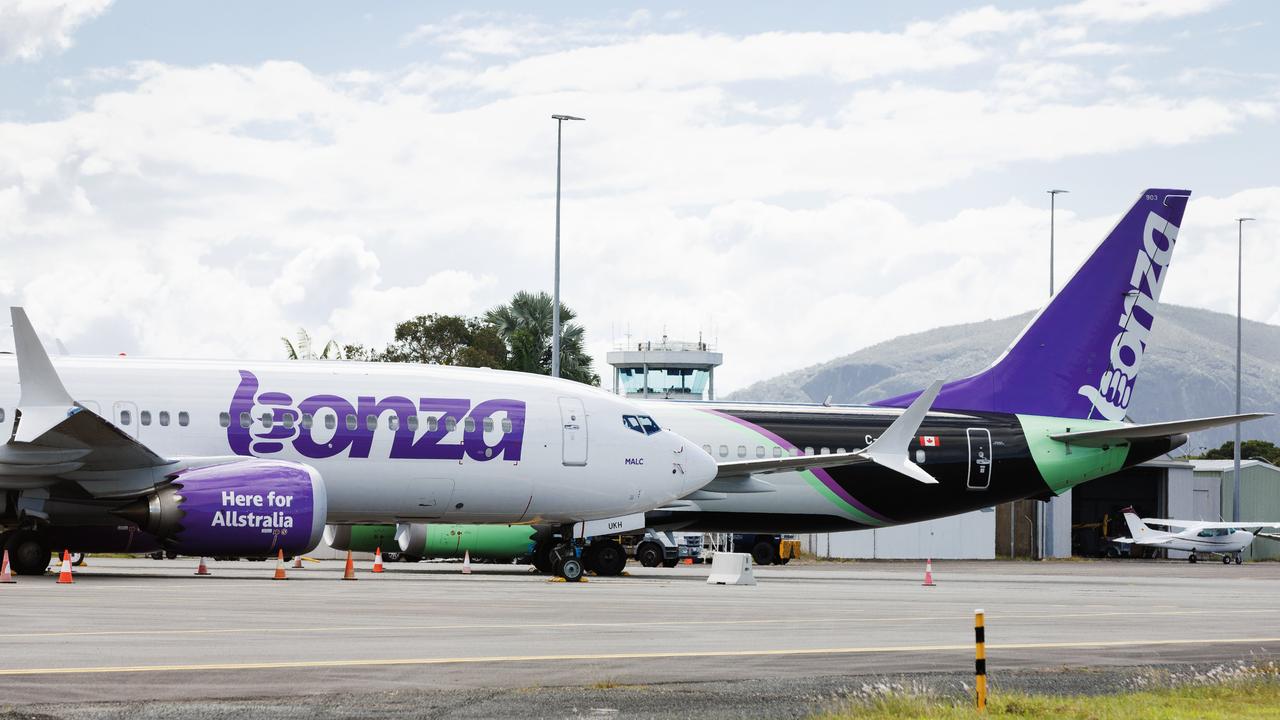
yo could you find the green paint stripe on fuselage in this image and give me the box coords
[1017,414,1131,495]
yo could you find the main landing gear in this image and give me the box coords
[3,529,52,576]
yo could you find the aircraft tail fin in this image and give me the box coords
[1121,507,1149,539]
[875,189,1190,420]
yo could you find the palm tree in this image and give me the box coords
[281,328,340,360]
[484,291,598,384]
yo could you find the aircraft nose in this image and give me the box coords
[677,437,718,495]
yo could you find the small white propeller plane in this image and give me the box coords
[1116,508,1280,564]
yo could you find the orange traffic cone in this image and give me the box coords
[0,550,15,583]
[272,549,287,581]
[56,549,74,584]
[922,558,936,587]
[682,556,694,565]
[293,555,304,569]
[342,550,357,581]
[194,557,211,576]
[461,550,472,574]
[372,547,384,574]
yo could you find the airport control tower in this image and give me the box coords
[607,336,723,401]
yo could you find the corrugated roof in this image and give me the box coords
[1192,459,1280,473]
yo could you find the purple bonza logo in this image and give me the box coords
[1077,211,1179,421]
[227,371,526,461]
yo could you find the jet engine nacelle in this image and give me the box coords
[323,524,398,554]
[124,459,327,557]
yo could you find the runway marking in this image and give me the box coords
[0,608,1274,641]
[1,637,1278,676]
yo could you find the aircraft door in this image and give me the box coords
[559,397,588,466]
[966,428,993,490]
[113,401,140,439]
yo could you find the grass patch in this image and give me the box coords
[817,677,1280,719]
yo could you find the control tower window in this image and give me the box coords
[618,367,711,398]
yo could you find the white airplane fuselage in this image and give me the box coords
[0,356,716,525]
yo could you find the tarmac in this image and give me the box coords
[1,557,1278,718]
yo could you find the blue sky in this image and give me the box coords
[1,0,1277,390]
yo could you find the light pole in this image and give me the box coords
[1036,189,1068,560]
[1047,190,1068,297]
[1233,216,1255,522]
[551,114,585,379]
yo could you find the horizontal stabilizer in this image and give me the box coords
[1049,413,1272,447]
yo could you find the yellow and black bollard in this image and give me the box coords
[974,608,987,711]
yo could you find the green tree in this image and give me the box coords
[379,314,507,368]
[281,328,340,360]
[1202,440,1280,465]
[484,290,599,385]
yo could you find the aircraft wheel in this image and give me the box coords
[751,541,777,566]
[532,540,555,574]
[635,542,664,568]
[1235,554,1244,565]
[580,544,601,574]
[5,530,51,576]
[1188,554,1197,563]
[556,556,583,582]
[590,540,627,576]
[1222,555,1232,564]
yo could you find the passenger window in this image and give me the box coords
[773,447,782,458]
[121,410,132,426]
[240,412,251,429]
[388,415,399,431]
[140,410,152,426]
[407,415,419,432]
[301,413,313,429]
[483,418,493,432]
[178,411,189,427]
[756,446,765,458]
[365,415,376,431]
[446,417,457,432]
[346,415,357,431]
[737,445,747,458]
[261,412,273,429]
[158,411,170,427]
[428,417,439,432]
[219,412,230,428]
[837,447,846,454]
[804,447,814,455]
[0,408,5,423]
[719,444,729,458]
[501,418,512,433]
[323,414,335,430]
[702,444,712,455]
[464,417,475,433]
[821,447,830,455]
[283,413,295,429]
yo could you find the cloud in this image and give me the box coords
[1,2,1275,390]
[0,0,112,63]
[1053,0,1229,24]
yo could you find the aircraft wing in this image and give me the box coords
[1257,532,1280,542]
[1048,413,1271,447]
[2,308,185,493]
[1142,518,1280,531]
[714,380,942,485]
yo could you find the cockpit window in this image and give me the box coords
[623,415,662,435]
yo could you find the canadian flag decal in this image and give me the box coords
[919,436,940,447]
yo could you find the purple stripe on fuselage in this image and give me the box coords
[702,409,894,524]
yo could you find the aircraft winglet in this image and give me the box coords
[714,380,943,484]
[10,307,79,444]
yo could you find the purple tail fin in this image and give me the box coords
[874,188,1190,421]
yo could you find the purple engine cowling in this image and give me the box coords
[128,458,327,557]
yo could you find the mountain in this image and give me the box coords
[727,304,1280,452]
